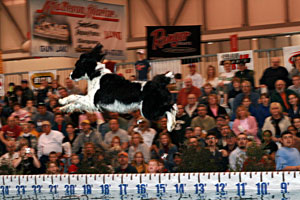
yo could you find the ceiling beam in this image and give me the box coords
[0,0,26,41]
[142,0,162,26]
[171,0,188,26]
[165,0,170,25]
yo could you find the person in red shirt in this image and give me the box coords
[177,77,202,107]
[0,116,22,145]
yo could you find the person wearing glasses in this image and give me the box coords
[205,132,228,172]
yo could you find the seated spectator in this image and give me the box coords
[292,117,300,135]
[289,55,300,79]
[287,125,300,152]
[21,80,34,103]
[233,105,260,144]
[187,137,202,151]
[11,86,27,107]
[193,126,206,139]
[199,83,216,105]
[46,162,60,174]
[205,132,228,172]
[177,77,201,107]
[228,77,242,109]
[64,123,78,146]
[288,93,300,119]
[48,151,66,173]
[184,94,198,119]
[72,120,107,155]
[260,57,290,93]
[206,94,227,119]
[79,112,104,130]
[77,142,99,173]
[133,117,156,148]
[156,133,177,171]
[104,119,129,150]
[147,159,159,173]
[37,121,65,172]
[68,154,80,174]
[233,80,260,112]
[128,132,150,163]
[221,132,237,154]
[170,104,190,147]
[207,115,228,139]
[46,98,58,113]
[52,113,67,137]
[270,79,297,112]
[0,141,18,169]
[10,103,30,122]
[217,125,232,149]
[13,145,40,174]
[191,104,216,132]
[32,102,54,133]
[275,131,300,171]
[261,130,278,161]
[65,77,82,95]
[17,123,38,150]
[234,61,255,87]
[171,152,182,172]
[24,100,37,119]
[127,110,142,133]
[257,93,271,128]
[186,63,203,89]
[288,75,300,95]
[229,133,248,171]
[217,60,235,106]
[114,152,137,173]
[0,116,22,145]
[107,136,122,169]
[99,112,128,136]
[262,102,291,142]
[36,80,51,103]
[202,65,219,88]
[131,152,148,173]
[48,79,61,99]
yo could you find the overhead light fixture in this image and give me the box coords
[252,38,257,40]
[207,42,214,44]
[285,35,291,37]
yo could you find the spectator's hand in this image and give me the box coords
[151,144,159,154]
[260,84,267,88]
[218,82,224,87]
[220,149,228,157]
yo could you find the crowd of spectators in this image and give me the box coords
[1,56,300,175]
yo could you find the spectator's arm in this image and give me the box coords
[281,165,300,171]
[62,141,72,158]
[31,148,41,168]
[0,131,8,146]
[71,136,81,154]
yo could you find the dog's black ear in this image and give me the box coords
[91,43,106,62]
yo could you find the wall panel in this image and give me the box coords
[248,0,285,26]
[288,0,300,22]
[206,0,243,30]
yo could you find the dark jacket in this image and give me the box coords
[259,66,290,90]
[270,89,297,112]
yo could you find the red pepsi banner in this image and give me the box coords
[146,25,201,59]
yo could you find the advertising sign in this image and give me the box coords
[146,25,201,59]
[283,45,300,72]
[28,70,57,89]
[29,0,126,60]
[217,50,254,73]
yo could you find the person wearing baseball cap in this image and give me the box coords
[135,49,151,81]
[72,119,107,155]
[114,151,138,173]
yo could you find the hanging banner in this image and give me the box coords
[0,172,298,199]
[29,0,126,60]
[230,34,238,52]
[217,50,254,73]
[28,70,57,90]
[283,45,300,72]
[146,25,201,60]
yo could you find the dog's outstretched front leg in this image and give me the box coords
[166,104,178,132]
[59,94,84,105]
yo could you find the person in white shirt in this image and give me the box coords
[186,64,203,89]
[133,117,157,147]
[37,120,64,172]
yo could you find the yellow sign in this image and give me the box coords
[29,70,57,89]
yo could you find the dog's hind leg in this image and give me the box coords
[165,104,178,132]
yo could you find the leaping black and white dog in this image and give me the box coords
[59,44,177,131]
